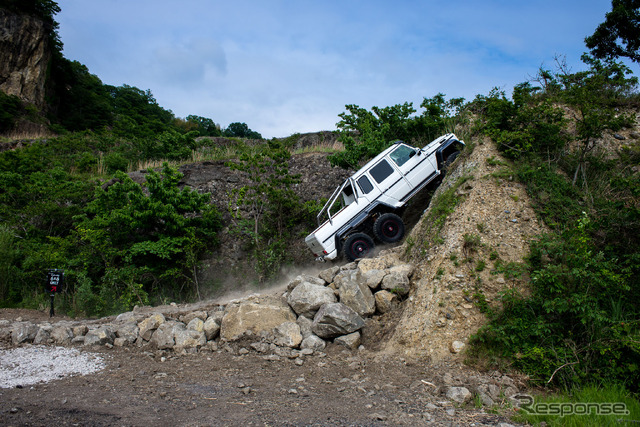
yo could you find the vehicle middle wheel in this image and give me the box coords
[373,213,405,243]
[343,233,375,261]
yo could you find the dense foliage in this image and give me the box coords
[328,94,464,168]
[585,0,640,65]
[468,57,640,392]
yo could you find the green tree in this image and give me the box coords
[585,0,640,65]
[186,115,221,137]
[227,140,301,280]
[74,164,221,311]
[223,122,262,139]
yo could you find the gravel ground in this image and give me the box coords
[0,346,106,389]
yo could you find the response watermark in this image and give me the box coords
[515,394,630,418]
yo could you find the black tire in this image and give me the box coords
[373,213,405,243]
[343,233,375,261]
[443,151,460,170]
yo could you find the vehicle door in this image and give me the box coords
[388,143,437,189]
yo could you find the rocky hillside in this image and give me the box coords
[0,8,51,108]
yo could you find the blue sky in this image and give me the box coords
[56,0,615,138]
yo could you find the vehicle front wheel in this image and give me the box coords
[343,233,375,261]
[373,213,405,243]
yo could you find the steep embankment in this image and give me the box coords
[382,137,548,360]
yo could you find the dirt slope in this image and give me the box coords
[384,138,548,360]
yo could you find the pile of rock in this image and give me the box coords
[0,253,414,357]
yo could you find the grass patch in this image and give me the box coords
[514,383,640,426]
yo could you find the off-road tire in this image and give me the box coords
[343,233,375,261]
[373,213,405,243]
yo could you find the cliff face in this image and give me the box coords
[0,8,51,108]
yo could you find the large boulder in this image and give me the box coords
[11,323,39,344]
[151,321,184,349]
[115,321,139,345]
[220,295,297,341]
[174,328,206,349]
[138,313,165,341]
[203,317,220,341]
[300,334,326,351]
[270,321,303,348]
[51,326,74,345]
[84,326,115,346]
[381,270,411,297]
[338,280,375,317]
[311,303,365,339]
[287,282,336,318]
[374,290,398,314]
[287,274,325,292]
[357,269,387,290]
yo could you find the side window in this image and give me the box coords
[369,159,394,184]
[390,145,415,167]
[357,175,374,194]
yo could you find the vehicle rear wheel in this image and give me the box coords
[373,213,405,243]
[343,233,375,261]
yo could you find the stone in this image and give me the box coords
[381,271,411,297]
[187,318,205,332]
[318,266,340,284]
[374,290,398,314]
[287,282,337,318]
[271,321,303,348]
[333,269,356,289]
[138,313,166,341]
[73,325,88,336]
[334,331,361,350]
[51,326,74,345]
[84,326,115,346]
[296,315,313,339]
[208,308,225,324]
[311,303,365,339]
[449,340,465,354]
[203,317,220,341]
[357,269,386,289]
[220,295,297,341]
[287,274,326,293]
[11,323,39,344]
[357,257,392,274]
[115,322,139,345]
[115,312,137,323]
[181,311,208,325]
[446,386,472,403]
[338,280,375,317]
[174,328,206,349]
[33,327,51,345]
[151,321,184,350]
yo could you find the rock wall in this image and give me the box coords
[0,8,51,107]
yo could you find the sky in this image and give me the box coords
[55,0,616,138]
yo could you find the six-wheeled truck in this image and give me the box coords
[305,133,464,261]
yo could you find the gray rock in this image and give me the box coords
[115,311,137,323]
[73,325,88,337]
[296,315,313,339]
[374,290,398,314]
[449,340,465,354]
[33,327,51,345]
[334,331,361,350]
[84,326,115,346]
[181,310,207,325]
[318,266,340,284]
[338,279,375,317]
[311,303,365,339]
[12,323,39,344]
[187,318,205,332]
[357,269,386,289]
[381,271,411,297]
[270,321,302,348]
[51,326,74,345]
[333,269,356,289]
[446,386,472,403]
[287,274,326,292]
[138,313,165,341]
[115,321,139,345]
[174,328,206,349]
[203,317,220,341]
[151,321,184,349]
[220,295,296,341]
[287,282,337,318]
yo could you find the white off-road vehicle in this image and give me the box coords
[305,133,464,261]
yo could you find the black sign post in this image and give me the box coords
[46,269,64,317]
